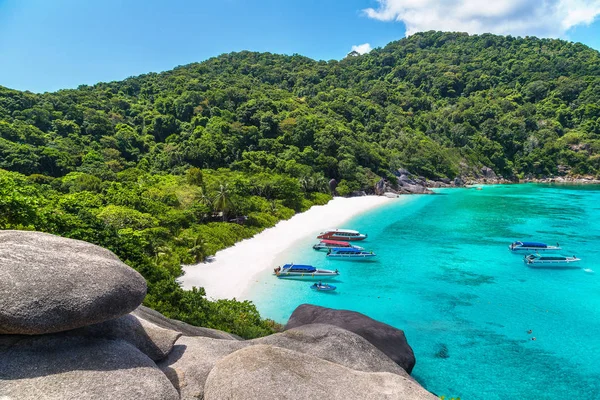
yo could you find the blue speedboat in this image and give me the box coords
[310,283,337,291]
[509,241,561,252]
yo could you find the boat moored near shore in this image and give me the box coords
[310,282,337,291]
[326,247,377,260]
[274,264,340,279]
[317,229,367,241]
[312,239,364,251]
[509,241,561,252]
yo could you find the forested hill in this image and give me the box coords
[2,31,600,186]
[1,31,600,336]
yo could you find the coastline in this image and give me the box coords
[179,196,393,300]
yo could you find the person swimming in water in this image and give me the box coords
[527,330,532,334]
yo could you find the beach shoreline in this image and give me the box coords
[179,196,392,300]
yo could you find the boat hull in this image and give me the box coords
[319,234,367,241]
[524,256,580,268]
[313,245,364,251]
[311,284,337,291]
[326,254,377,261]
[525,262,580,269]
[276,272,339,280]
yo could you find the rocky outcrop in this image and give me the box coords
[158,323,412,400]
[204,345,437,400]
[481,166,497,179]
[329,178,338,195]
[68,313,181,361]
[285,304,416,374]
[389,170,434,195]
[255,323,410,377]
[133,305,241,340]
[0,231,437,399]
[158,336,249,399]
[0,230,147,335]
[375,178,386,195]
[0,335,179,400]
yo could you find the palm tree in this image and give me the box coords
[299,176,310,192]
[188,235,207,263]
[213,183,234,222]
[198,185,212,207]
[312,175,329,193]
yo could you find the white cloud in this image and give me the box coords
[350,43,373,54]
[363,0,600,37]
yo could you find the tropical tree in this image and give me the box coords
[213,183,234,221]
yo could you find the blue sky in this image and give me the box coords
[1,0,599,93]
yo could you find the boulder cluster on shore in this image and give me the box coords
[367,166,600,198]
[0,230,437,399]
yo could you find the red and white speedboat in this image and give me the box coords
[317,229,367,241]
[312,239,364,252]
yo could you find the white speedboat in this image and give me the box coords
[317,229,367,241]
[274,264,339,279]
[326,247,376,260]
[509,241,561,252]
[524,254,580,268]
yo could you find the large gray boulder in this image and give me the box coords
[481,166,497,179]
[255,324,409,377]
[0,230,147,335]
[374,178,386,195]
[158,336,249,399]
[204,345,437,400]
[133,305,241,340]
[67,313,181,361]
[0,335,179,400]
[285,304,416,373]
[159,323,412,399]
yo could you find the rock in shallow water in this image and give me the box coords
[0,335,179,400]
[285,304,416,374]
[204,345,437,400]
[0,230,147,335]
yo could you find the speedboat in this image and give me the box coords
[326,247,376,260]
[509,241,561,252]
[317,229,367,241]
[274,264,339,279]
[312,239,364,252]
[310,283,337,291]
[524,254,580,268]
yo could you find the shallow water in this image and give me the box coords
[246,184,600,399]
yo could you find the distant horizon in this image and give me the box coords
[1,0,599,93]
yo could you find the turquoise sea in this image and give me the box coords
[246,184,600,399]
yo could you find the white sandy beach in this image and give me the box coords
[180,196,392,300]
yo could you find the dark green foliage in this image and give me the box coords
[2,31,600,337]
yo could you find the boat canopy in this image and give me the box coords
[517,241,548,248]
[321,229,360,234]
[330,247,361,253]
[282,264,316,272]
[320,239,350,245]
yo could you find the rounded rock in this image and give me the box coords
[0,230,147,335]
